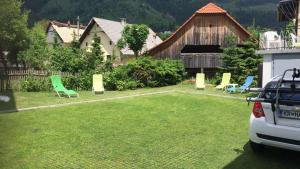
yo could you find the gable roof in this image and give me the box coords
[79,17,162,55]
[47,21,86,43]
[148,3,251,54]
[197,2,226,14]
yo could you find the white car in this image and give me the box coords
[249,73,300,152]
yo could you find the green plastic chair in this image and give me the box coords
[216,73,231,90]
[93,74,104,94]
[196,73,205,89]
[50,75,79,98]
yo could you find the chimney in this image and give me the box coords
[120,18,127,26]
[77,16,80,38]
[67,20,71,28]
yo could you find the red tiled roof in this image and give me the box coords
[197,3,226,14]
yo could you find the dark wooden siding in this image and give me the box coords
[181,53,222,69]
[149,13,250,61]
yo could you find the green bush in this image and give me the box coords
[21,76,51,92]
[59,73,93,91]
[221,38,262,86]
[20,57,185,92]
[104,56,186,91]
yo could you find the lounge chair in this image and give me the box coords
[50,75,79,98]
[93,74,105,94]
[196,73,205,89]
[227,76,254,93]
[216,73,231,90]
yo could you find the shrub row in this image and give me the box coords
[104,57,186,91]
[19,57,186,92]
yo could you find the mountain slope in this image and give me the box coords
[23,0,279,32]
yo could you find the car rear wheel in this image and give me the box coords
[250,140,265,153]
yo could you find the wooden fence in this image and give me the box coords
[0,69,80,91]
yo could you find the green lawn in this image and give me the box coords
[0,86,299,168]
[0,84,247,112]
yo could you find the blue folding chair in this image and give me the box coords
[239,76,254,93]
[227,76,254,93]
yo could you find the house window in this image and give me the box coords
[86,42,88,47]
[110,41,113,45]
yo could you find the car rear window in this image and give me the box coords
[261,81,300,100]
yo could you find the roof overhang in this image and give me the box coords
[256,48,300,55]
[79,18,96,44]
[278,0,298,22]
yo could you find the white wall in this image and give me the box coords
[263,53,300,86]
[80,24,122,62]
[47,26,63,46]
[263,54,273,87]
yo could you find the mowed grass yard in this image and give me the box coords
[0,85,299,168]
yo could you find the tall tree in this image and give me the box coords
[0,0,29,69]
[222,36,262,86]
[18,23,49,69]
[118,24,149,58]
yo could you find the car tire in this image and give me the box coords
[250,140,265,153]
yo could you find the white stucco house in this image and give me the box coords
[79,17,162,63]
[46,21,86,47]
[257,0,300,87]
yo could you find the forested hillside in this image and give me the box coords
[23,0,279,32]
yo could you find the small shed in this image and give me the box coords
[148,3,251,76]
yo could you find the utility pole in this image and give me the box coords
[77,16,80,39]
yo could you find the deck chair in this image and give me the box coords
[50,75,79,98]
[231,76,254,93]
[195,73,205,89]
[216,73,231,90]
[93,74,104,94]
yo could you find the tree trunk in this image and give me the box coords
[0,52,9,92]
[0,52,8,72]
[134,51,138,59]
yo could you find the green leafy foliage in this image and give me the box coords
[48,34,113,91]
[118,24,149,58]
[18,23,50,69]
[49,46,84,73]
[283,21,295,48]
[0,0,29,68]
[21,76,51,92]
[104,56,185,91]
[221,36,262,86]
[158,32,172,41]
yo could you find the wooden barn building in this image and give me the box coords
[148,3,251,76]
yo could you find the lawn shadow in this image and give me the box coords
[0,89,17,113]
[223,142,300,169]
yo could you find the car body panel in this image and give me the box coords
[249,114,300,151]
[249,76,300,151]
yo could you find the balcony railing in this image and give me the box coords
[259,31,300,50]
